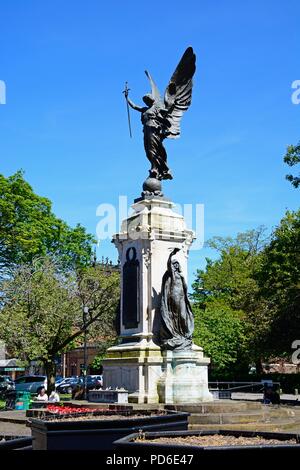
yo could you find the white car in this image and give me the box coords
[89,375,103,387]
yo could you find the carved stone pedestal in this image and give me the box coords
[102,196,212,404]
[102,340,163,404]
[157,347,213,404]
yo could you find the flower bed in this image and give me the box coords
[29,409,189,450]
[27,402,131,419]
[46,404,105,416]
[45,405,167,422]
[136,434,297,447]
[114,429,300,461]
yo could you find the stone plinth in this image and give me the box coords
[114,197,195,344]
[102,196,212,404]
[157,347,213,404]
[103,340,163,403]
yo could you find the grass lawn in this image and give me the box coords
[59,394,72,401]
[0,399,5,410]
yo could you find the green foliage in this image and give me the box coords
[0,171,95,273]
[75,264,120,343]
[90,355,104,371]
[0,258,75,363]
[192,228,267,310]
[0,172,121,391]
[192,212,300,375]
[284,142,300,188]
[258,210,300,292]
[256,209,300,353]
[191,228,275,373]
[0,256,120,392]
[90,338,118,371]
[193,300,245,372]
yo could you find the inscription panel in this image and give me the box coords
[122,247,140,329]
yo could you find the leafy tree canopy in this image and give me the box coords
[0,257,120,392]
[284,142,300,188]
[0,171,95,273]
[193,300,245,372]
[192,212,300,374]
[256,209,300,354]
[192,227,268,311]
[191,228,273,372]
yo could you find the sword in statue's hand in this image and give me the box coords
[123,81,132,138]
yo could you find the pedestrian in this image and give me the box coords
[36,387,48,402]
[49,389,60,403]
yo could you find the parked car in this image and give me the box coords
[0,376,15,397]
[56,377,82,394]
[86,375,103,389]
[71,376,102,400]
[54,376,64,386]
[14,375,47,394]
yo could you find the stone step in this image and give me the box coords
[189,419,300,433]
[189,412,267,425]
[165,401,263,414]
[0,411,27,424]
[189,406,299,425]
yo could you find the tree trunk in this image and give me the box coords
[44,359,56,395]
[255,358,264,375]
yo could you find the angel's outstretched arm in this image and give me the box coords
[127,97,144,113]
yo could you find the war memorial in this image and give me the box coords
[1,43,299,457]
[102,47,213,404]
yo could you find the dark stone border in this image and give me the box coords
[114,429,300,455]
[29,410,189,450]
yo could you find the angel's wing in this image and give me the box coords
[145,70,161,103]
[164,47,196,138]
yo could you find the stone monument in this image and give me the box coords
[103,47,213,404]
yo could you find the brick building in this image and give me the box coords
[60,343,103,377]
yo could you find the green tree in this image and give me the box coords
[193,300,245,374]
[0,171,95,274]
[192,228,267,309]
[0,257,120,392]
[256,209,300,355]
[90,338,118,372]
[284,142,300,188]
[192,228,273,373]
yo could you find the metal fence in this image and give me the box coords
[209,381,280,393]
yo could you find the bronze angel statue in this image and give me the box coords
[124,47,196,185]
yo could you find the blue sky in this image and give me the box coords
[0,1,299,286]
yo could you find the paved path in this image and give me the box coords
[0,410,30,437]
[0,421,30,437]
[0,410,26,423]
[232,392,300,402]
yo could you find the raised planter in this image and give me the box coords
[114,429,300,461]
[0,436,33,451]
[29,409,189,450]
